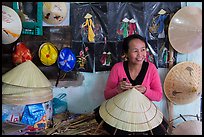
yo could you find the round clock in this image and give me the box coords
[164,61,202,105]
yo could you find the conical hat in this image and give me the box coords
[164,61,202,105]
[99,88,163,132]
[2,5,22,44]
[43,2,67,25]
[129,18,136,23]
[38,42,58,66]
[2,90,53,105]
[122,17,129,22]
[168,6,202,53]
[158,9,166,15]
[84,13,92,19]
[171,120,202,135]
[2,83,51,95]
[2,60,51,88]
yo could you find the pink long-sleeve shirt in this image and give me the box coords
[104,61,163,101]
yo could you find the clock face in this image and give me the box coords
[164,61,202,105]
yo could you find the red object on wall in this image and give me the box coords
[12,42,32,65]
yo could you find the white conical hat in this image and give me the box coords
[43,2,67,25]
[158,9,167,15]
[168,6,202,53]
[2,5,22,44]
[84,13,92,19]
[164,61,202,105]
[129,18,136,23]
[122,17,129,23]
[171,120,202,135]
[2,60,51,88]
[99,88,163,132]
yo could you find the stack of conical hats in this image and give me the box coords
[99,88,163,132]
[2,60,53,105]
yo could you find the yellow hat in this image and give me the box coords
[38,42,58,66]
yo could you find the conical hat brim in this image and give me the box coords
[2,60,51,88]
[99,88,163,132]
[168,6,202,53]
[171,120,202,135]
[129,19,136,23]
[122,18,129,22]
[164,61,202,104]
[2,89,53,105]
[2,83,52,95]
[2,5,22,44]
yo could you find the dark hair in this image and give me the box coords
[122,34,148,54]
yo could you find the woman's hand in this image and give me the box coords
[134,85,147,94]
[117,80,133,93]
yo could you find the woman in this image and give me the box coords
[94,34,168,135]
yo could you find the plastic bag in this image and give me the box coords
[53,93,68,115]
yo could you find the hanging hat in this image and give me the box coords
[57,47,76,72]
[164,61,202,105]
[2,60,52,88]
[2,5,22,44]
[43,2,67,25]
[38,42,58,66]
[12,42,32,65]
[84,13,92,19]
[158,9,167,15]
[129,18,136,23]
[168,6,202,53]
[122,17,129,22]
[171,120,202,135]
[99,88,163,132]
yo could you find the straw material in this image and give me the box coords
[164,61,202,104]
[2,83,52,95]
[158,9,166,15]
[2,90,53,105]
[168,6,202,53]
[2,60,51,88]
[171,120,202,135]
[99,88,163,132]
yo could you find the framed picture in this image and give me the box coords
[13,2,43,35]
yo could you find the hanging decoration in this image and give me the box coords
[2,5,22,44]
[43,2,67,25]
[128,18,138,36]
[38,42,58,66]
[82,13,95,42]
[12,42,32,66]
[57,48,76,73]
[76,43,89,70]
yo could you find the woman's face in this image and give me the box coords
[126,39,146,65]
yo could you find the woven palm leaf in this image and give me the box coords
[171,120,202,135]
[2,60,51,88]
[99,88,163,132]
[2,83,52,95]
[164,61,202,104]
[2,89,53,105]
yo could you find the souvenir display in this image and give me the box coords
[164,61,202,104]
[99,88,163,132]
[38,42,58,66]
[12,42,32,65]
[2,5,22,44]
[43,2,67,25]
[168,6,202,53]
